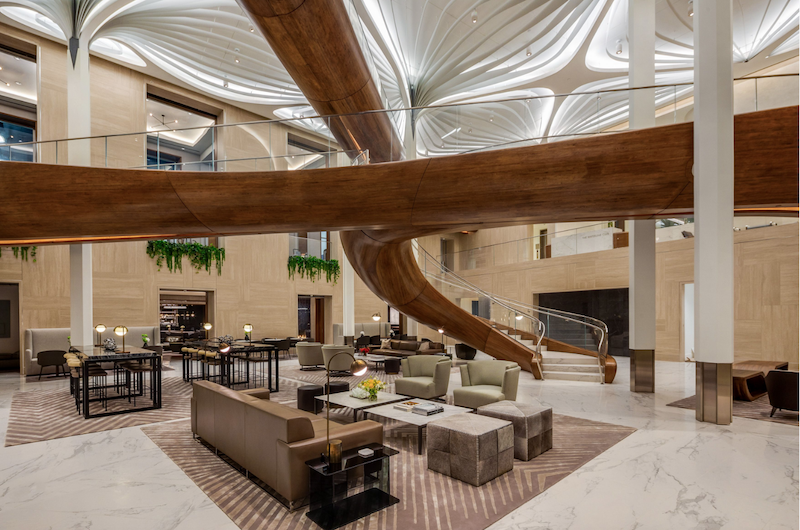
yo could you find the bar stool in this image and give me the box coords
[119,359,156,405]
[67,356,108,414]
[247,347,274,389]
[200,350,223,382]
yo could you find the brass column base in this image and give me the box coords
[696,362,732,424]
[630,349,655,393]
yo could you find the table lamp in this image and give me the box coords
[325,352,367,466]
[114,325,129,353]
[243,323,253,344]
[94,324,106,346]
[203,322,212,339]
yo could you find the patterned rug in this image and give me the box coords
[142,410,635,530]
[4,376,305,447]
[666,394,799,426]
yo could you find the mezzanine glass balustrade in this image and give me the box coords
[0,74,793,167]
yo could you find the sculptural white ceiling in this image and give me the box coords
[0,0,796,154]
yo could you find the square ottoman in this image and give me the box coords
[477,400,552,461]
[427,413,514,486]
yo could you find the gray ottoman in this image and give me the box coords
[427,413,514,486]
[477,400,552,461]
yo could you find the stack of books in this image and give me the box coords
[393,401,419,412]
[411,403,444,416]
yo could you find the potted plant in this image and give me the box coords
[142,334,150,347]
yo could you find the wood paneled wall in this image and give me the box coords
[0,23,386,367]
[455,224,799,369]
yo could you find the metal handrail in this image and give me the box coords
[415,240,607,383]
[1,73,794,149]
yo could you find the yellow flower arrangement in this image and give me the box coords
[357,377,386,400]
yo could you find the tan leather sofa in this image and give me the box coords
[191,381,383,509]
[372,339,445,358]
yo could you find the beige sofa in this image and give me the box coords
[371,339,445,358]
[23,326,158,375]
[395,356,451,399]
[191,381,383,509]
[453,360,521,409]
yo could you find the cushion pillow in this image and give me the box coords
[381,339,392,349]
[418,341,430,351]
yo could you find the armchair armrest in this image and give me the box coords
[434,359,451,397]
[459,364,471,386]
[501,366,521,401]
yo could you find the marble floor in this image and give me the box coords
[0,357,796,530]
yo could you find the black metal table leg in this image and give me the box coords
[418,426,424,455]
[82,359,90,419]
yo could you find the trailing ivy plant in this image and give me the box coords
[0,246,37,262]
[287,255,341,284]
[146,240,226,275]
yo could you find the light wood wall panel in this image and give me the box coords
[458,223,798,369]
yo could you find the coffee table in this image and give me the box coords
[365,400,472,454]
[315,391,409,422]
[365,355,388,370]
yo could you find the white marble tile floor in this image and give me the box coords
[0,357,795,530]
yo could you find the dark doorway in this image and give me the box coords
[0,283,19,371]
[538,288,629,357]
[314,297,325,343]
[298,295,311,339]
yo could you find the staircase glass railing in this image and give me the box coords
[414,240,608,383]
[1,74,793,166]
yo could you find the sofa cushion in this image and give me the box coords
[397,341,417,351]
[381,339,392,349]
[453,385,506,409]
[390,340,400,349]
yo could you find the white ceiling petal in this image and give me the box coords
[587,0,800,72]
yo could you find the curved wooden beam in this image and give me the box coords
[242,0,403,163]
[339,230,542,376]
[1,107,796,243]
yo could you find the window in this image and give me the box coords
[290,231,330,260]
[0,116,34,161]
[146,93,216,171]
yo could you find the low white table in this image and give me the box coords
[365,400,472,454]
[315,391,409,422]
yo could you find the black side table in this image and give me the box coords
[306,443,399,530]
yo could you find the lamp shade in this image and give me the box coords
[95,324,106,333]
[203,323,212,331]
[114,325,128,336]
[219,342,231,353]
[243,323,253,333]
[371,313,381,321]
[350,358,368,376]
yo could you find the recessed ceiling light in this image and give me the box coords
[0,66,3,70]
[223,81,229,88]
[4,83,8,86]
[149,113,153,116]
[249,27,254,32]
[471,9,477,23]
[174,120,178,123]
[615,40,623,55]
[14,57,19,61]
[15,81,21,85]
[10,135,13,139]
[235,57,240,63]
[688,0,694,17]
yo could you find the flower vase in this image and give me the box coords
[368,393,378,401]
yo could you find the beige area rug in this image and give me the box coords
[3,377,304,447]
[142,410,635,530]
[667,394,799,426]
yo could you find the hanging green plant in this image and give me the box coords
[0,246,37,262]
[146,240,225,275]
[287,255,340,284]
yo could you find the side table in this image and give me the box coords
[306,443,399,530]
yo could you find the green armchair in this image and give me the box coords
[453,360,520,409]
[394,356,451,399]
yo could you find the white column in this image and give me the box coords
[67,40,91,166]
[342,248,355,343]
[67,39,93,348]
[628,0,656,392]
[694,0,734,424]
[70,244,93,347]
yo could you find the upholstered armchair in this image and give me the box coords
[766,370,799,417]
[453,360,520,409]
[395,356,451,399]
[322,345,356,373]
[297,342,324,370]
